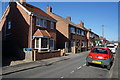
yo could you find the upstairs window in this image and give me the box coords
[43,20,47,27]
[90,33,93,38]
[8,21,11,30]
[76,29,80,35]
[36,18,47,28]
[70,27,75,34]
[50,22,54,29]
[81,30,85,36]
[36,18,40,26]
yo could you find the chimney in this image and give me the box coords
[66,16,71,21]
[88,28,91,31]
[17,0,26,5]
[80,21,84,27]
[46,6,52,13]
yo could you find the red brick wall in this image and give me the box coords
[35,51,61,60]
[2,2,31,48]
[32,17,57,49]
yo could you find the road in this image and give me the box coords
[2,49,118,78]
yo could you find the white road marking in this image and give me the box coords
[70,70,74,73]
[60,76,64,78]
[83,64,86,66]
[77,66,82,70]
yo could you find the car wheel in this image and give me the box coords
[101,65,105,68]
[107,64,111,70]
[86,62,90,66]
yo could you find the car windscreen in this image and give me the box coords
[91,48,108,54]
[107,46,114,48]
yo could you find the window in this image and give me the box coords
[43,20,47,27]
[36,18,47,28]
[36,38,39,48]
[70,27,75,34]
[91,48,108,54]
[50,22,54,29]
[35,38,49,49]
[41,38,48,48]
[36,18,40,26]
[90,33,93,38]
[8,21,11,29]
[76,29,80,35]
[81,30,85,36]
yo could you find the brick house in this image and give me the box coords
[0,1,57,53]
[46,6,88,53]
[87,29,99,48]
[99,36,108,46]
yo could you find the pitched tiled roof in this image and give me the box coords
[33,29,51,37]
[48,12,86,30]
[77,24,87,30]
[100,36,106,40]
[22,3,56,21]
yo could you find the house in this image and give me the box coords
[87,29,99,48]
[0,1,57,57]
[46,6,88,53]
[99,36,108,46]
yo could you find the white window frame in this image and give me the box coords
[50,22,54,29]
[36,18,46,28]
[35,37,49,50]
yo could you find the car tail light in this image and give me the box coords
[88,54,92,58]
[97,56,108,60]
[103,56,108,60]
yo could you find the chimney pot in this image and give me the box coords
[47,6,52,13]
[80,21,84,27]
[66,16,71,21]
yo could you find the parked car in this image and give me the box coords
[86,47,114,70]
[106,44,116,53]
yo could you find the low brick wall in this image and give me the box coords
[34,50,61,61]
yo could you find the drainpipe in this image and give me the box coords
[29,13,33,48]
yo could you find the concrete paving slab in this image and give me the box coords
[2,56,70,75]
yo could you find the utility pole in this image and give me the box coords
[102,25,104,38]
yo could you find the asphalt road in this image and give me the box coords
[2,49,118,78]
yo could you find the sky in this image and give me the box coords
[0,1,118,41]
[28,2,118,41]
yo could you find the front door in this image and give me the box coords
[50,38,54,50]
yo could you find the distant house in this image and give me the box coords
[0,1,57,52]
[99,36,108,46]
[87,29,99,48]
[46,6,88,53]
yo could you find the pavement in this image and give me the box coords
[2,51,89,76]
[2,56,70,75]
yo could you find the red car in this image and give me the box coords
[86,47,114,70]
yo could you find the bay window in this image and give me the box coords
[35,37,49,50]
